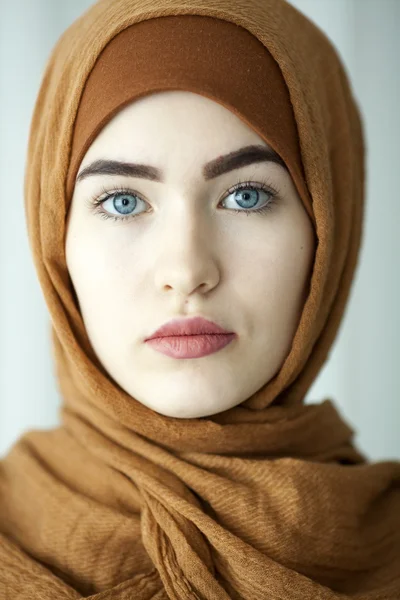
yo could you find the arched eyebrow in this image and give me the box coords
[75,144,288,185]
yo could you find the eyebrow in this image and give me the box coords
[75,144,288,185]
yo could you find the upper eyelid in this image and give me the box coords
[96,182,275,209]
[94,173,280,201]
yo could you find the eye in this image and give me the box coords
[101,190,144,217]
[86,176,280,223]
[221,180,278,215]
[88,186,148,221]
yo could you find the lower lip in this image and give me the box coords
[145,333,236,358]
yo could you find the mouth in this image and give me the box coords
[144,332,236,359]
[145,316,234,340]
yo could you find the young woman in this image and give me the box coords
[0,0,399,598]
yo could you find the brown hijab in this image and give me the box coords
[1,0,399,598]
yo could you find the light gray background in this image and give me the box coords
[1,0,399,460]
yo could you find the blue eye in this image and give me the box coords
[88,178,279,222]
[222,183,277,216]
[107,192,139,215]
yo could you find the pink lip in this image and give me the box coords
[145,333,236,359]
[145,316,233,339]
[144,316,237,359]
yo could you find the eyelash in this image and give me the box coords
[85,176,280,223]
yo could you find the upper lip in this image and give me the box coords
[145,316,234,340]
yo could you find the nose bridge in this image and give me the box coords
[159,183,212,244]
[161,205,214,265]
[153,194,219,295]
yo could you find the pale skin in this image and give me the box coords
[66,90,315,419]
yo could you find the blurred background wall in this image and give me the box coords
[0,0,399,460]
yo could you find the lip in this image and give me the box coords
[145,333,236,359]
[144,316,237,359]
[144,316,234,339]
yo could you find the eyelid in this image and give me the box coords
[91,168,281,202]
[86,170,282,221]
[91,178,278,211]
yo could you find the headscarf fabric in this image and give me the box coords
[0,0,399,598]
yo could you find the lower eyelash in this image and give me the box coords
[87,176,279,222]
[229,195,277,217]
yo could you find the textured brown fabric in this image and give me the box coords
[0,0,399,598]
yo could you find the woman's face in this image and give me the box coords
[66,90,315,418]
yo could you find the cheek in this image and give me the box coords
[267,214,315,326]
[233,215,314,300]
[66,225,137,320]
[241,213,314,331]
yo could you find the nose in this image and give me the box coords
[153,210,221,299]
